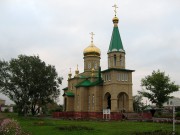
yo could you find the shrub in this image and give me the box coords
[176,112,180,117]
[4,108,9,113]
[0,118,30,135]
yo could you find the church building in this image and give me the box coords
[62,5,135,119]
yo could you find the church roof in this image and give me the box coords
[75,79,103,88]
[83,42,101,57]
[75,80,92,87]
[62,87,68,91]
[83,32,101,57]
[108,16,125,53]
[63,92,74,97]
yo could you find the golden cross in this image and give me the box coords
[69,68,71,73]
[112,4,118,16]
[90,32,95,43]
[77,64,78,70]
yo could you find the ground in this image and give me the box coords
[1,113,180,135]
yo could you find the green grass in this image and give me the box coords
[3,113,180,135]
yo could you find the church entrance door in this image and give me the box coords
[64,98,67,111]
[104,92,111,109]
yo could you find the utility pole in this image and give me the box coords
[172,104,175,135]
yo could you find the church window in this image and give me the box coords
[89,95,91,104]
[120,55,123,66]
[126,74,128,81]
[104,73,111,82]
[92,95,95,104]
[117,73,120,81]
[94,62,97,69]
[88,95,90,110]
[92,94,95,110]
[124,74,126,81]
[88,63,91,69]
[114,55,116,66]
[105,74,107,81]
[71,84,73,90]
[108,74,111,81]
[77,95,79,108]
[121,74,124,81]
[104,74,106,82]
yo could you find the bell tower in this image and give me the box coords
[108,4,125,69]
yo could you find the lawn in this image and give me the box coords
[3,113,180,135]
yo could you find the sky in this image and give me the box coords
[0,0,180,105]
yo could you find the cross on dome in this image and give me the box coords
[112,4,118,16]
[90,32,95,43]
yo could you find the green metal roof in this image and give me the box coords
[79,75,88,79]
[108,26,125,53]
[75,79,103,88]
[75,80,92,87]
[62,87,68,91]
[63,92,74,97]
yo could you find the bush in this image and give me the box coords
[176,112,180,117]
[4,108,9,113]
[0,118,30,135]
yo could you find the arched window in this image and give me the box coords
[77,95,79,108]
[109,74,111,81]
[108,59,110,67]
[114,55,116,66]
[64,98,67,111]
[88,95,90,110]
[71,84,73,90]
[104,74,106,82]
[120,55,123,66]
[92,94,95,110]
[125,74,128,81]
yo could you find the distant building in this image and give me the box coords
[0,98,5,106]
[1,105,13,112]
[163,97,180,107]
[0,98,5,112]
[0,98,14,112]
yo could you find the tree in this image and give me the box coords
[133,95,144,112]
[0,55,62,116]
[138,70,179,108]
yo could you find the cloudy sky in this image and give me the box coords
[0,0,180,105]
